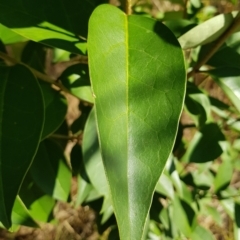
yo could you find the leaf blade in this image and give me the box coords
[88,4,186,240]
[0,64,44,228]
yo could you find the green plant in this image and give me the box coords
[0,0,240,239]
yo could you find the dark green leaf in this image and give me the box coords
[0,64,44,228]
[182,123,225,163]
[235,202,240,228]
[30,139,71,202]
[201,31,240,68]
[0,0,107,53]
[39,82,67,139]
[70,143,83,175]
[88,5,186,240]
[164,20,196,38]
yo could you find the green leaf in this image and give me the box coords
[29,195,55,222]
[190,225,214,240]
[214,160,233,193]
[88,5,186,240]
[0,64,44,228]
[30,139,71,202]
[178,12,235,49]
[182,123,225,163]
[164,20,196,38]
[172,197,196,237]
[235,203,240,228]
[0,24,27,44]
[60,64,93,103]
[0,0,107,53]
[39,83,67,139]
[11,196,39,228]
[75,175,93,206]
[200,31,240,68]
[19,172,55,223]
[208,67,240,113]
[82,108,109,197]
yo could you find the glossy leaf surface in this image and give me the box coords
[0,64,44,228]
[88,5,186,240]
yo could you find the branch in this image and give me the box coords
[187,12,240,79]
[121,0,132,15]
[0,51,90,102]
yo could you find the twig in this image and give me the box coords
[50,133,82,141]
[187,11,240,79]
[121,0,132,15]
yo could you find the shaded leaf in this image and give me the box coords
[182,123,225,163]
[30,139,71,202]
[235,202,240,228]
[0,0,107,53]
[88,5,186,240]
[39,82,67,139]
[201,31,240,68]
[71,102,92,134]
[0,64,44,228]
[164,20,196,38]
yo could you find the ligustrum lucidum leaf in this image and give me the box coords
[88,4,186,240]
[0,64,44,228]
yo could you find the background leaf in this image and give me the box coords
[30,139,71,202]
[0,64,44,228]
[178,12,235,49]
[208,67,240,113]
[39,83,67,139]
[0,0,107,53]
[182,123,225,163]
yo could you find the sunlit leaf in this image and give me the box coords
[179,12,235,49]
[88,4,186,240]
